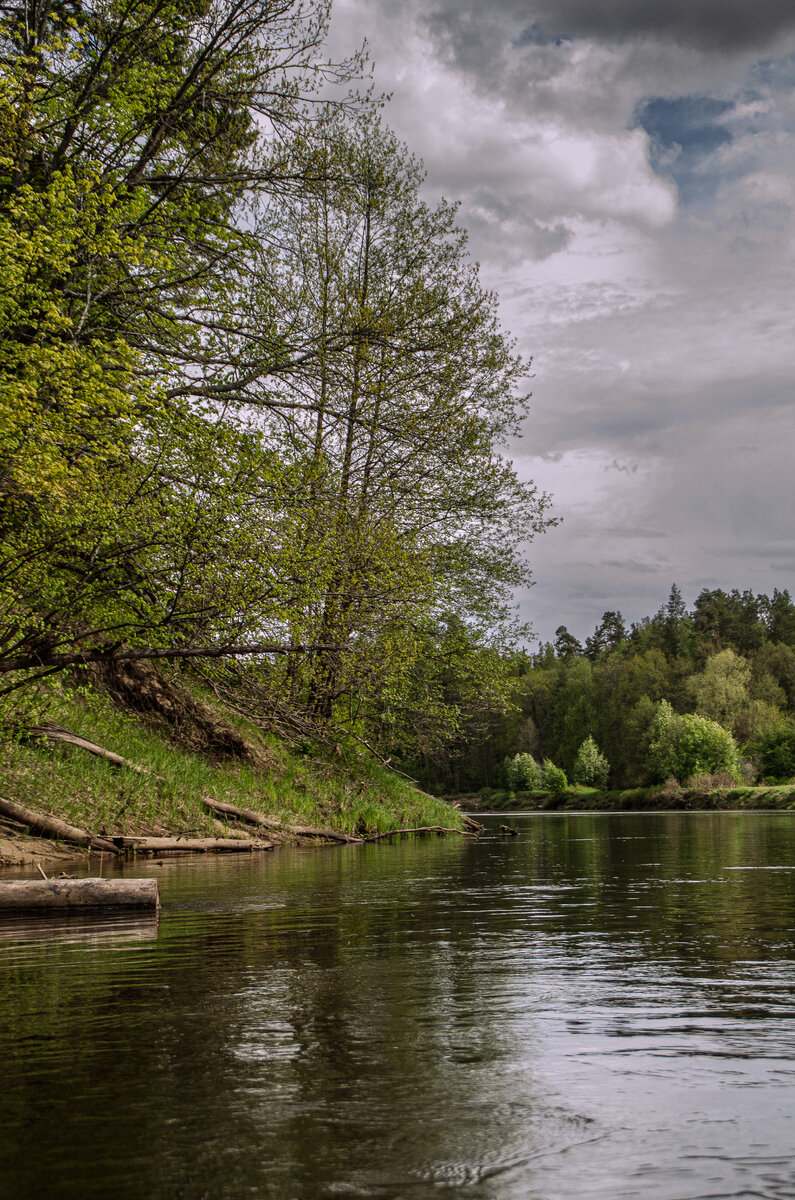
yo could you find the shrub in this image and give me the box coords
[658,776,683,801]
[686,769,737,791]
[753,728,795,782]
[542,759,568,795]
[504,752,542,791]
[572,735,610,788]
[647,700,740,784]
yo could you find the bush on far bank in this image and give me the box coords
[503,752,542,791]
[573,735,610,788]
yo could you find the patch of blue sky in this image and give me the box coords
[632,94,734,204]
[513,22,570,48]
[749,51,795,90]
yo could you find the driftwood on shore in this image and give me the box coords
[111,835,273,854]
[0,795,120,855]
[28,723,155,775]
[0,877,159,909]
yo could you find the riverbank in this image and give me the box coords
[457,784,795,813]
[0,676,462,865]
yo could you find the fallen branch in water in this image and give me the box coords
[364,825,476,842]
[0,795,120,855]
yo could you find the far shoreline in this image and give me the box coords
[451,784,795,814]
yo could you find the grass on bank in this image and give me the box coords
[0,680,462,840]
[467,784,795,812]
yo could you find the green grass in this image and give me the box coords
[0,681,462,840]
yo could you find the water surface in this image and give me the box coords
[1,812,794,1199]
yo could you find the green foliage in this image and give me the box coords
[753,728,795,782]
[572,735,610,788]
[647,700,741,785]
[505,752,542,791]
[691,648,751,733]
[541,759,567,795]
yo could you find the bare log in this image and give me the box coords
[498,824,520,836]
[112,835,272,853]
[365,825,475,842]
[29,723,154,775]
[201,798,363,843]
[0,795,120,854]
[0,878,159,909]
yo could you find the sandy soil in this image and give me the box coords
[0,833,89,868]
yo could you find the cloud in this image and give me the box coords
[427,0,795,57]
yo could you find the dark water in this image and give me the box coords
[1,812,795,1200]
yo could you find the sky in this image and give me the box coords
[326,0,795,646]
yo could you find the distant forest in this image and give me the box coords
[411,586,795,794]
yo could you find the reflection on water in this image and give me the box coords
[0,911,159,946]
[1,812,794,1199]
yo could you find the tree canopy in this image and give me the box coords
[0,1,553,768]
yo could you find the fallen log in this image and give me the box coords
[111,835,272,854]
[0,795,120,855]
[28,723,154,776]
[201,798,363,843]
[498,824,520,836]
[0,877,159,910]
[365,825,475,842]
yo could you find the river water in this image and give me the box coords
[1,811,794,1199]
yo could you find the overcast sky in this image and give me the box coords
[327,0,795,646]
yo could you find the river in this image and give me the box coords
[1,811,794,1199]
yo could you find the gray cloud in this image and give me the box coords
[427,1,795,57]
